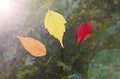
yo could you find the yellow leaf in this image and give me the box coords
[44,10,66,47]
[16,36,46,57]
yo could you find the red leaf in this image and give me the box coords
[77,23,93,43]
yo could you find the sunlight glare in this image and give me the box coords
[0,0,15,16]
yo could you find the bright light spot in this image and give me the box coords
[0,0,10,10]
[0,0,16,17]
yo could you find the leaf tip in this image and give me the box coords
[16,36,20,39]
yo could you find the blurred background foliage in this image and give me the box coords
[0,0,120,79]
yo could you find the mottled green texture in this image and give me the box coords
[88,49,120,79]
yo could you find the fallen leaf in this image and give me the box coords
[16,36,46,57]
[44,10,66,47]
[77,23,93,43]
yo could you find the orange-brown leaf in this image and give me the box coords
[16,36,46,57]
